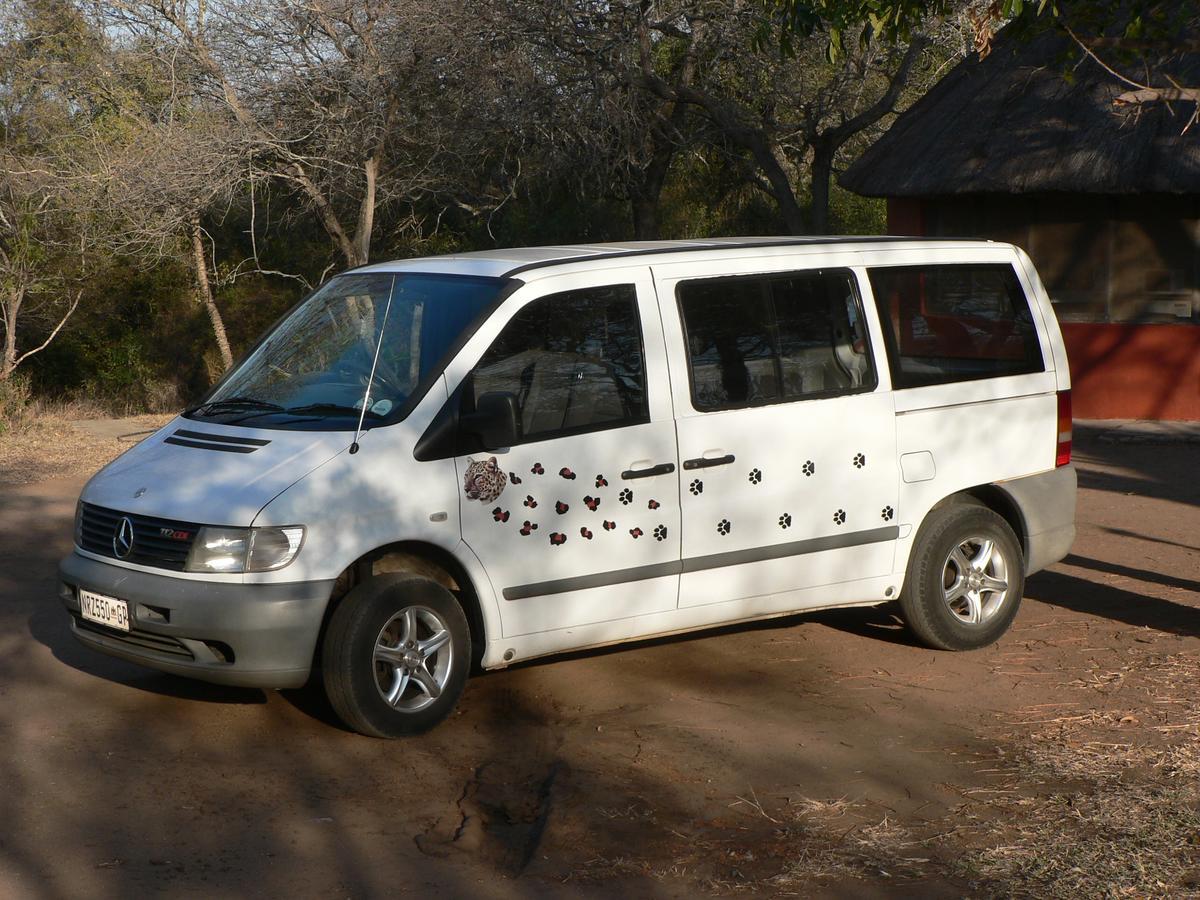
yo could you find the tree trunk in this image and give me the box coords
[629,149,671,241]
[285,163,361,268]
[810,144,834,234]
[189,218,234,372]
[631,193,660,241]
[354,154,379,265]
[1,289,20,380]
[741,131,807,234]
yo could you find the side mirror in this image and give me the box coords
[460,391,521,450]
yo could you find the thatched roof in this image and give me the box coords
[841,24,1200,196]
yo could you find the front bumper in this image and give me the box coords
[58,552,335,689]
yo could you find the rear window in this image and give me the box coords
[867,264,1044,389]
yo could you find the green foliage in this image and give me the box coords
[763,0,956,59]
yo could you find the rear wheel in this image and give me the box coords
[900,502,1024,651]
[322,574,470,737]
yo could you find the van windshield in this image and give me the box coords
[185,272,502,430]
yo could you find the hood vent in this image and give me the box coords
[163,429,271,454]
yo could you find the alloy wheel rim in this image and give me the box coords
[941,535,1010,626]
[372,605,453,712]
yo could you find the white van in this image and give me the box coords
[59,237,1076,736]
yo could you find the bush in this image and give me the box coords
[0,372,33,432]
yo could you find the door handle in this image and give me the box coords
[621,462,676,480]
[682,454,735,470]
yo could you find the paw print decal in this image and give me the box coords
[580,527,593,540]
[584,495,600,511]
[778,513,792,529]
[748,468,762,484]
[833,509,847,525]
[653,524,668,542]
[519,521,539,536]
[523,495,538,509]
[531,463,544,475]
[492,507,510,523]
[647,499,660,510]
[619,489,633,505]
[853,453,866,469]
[509,472,522,485]
[595,474,608,488]
[602,520,616,531]
[717,519,731,536]
[549,532,567,546]
[629,527,644,539]
[559,467,576,480]
[802,460,815,477]
[881,506,894,521]
[555,500,570,515]
[689,479,703,495]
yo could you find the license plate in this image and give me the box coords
[79,589,131,632]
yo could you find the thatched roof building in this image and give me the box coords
[841,23,1200,420]
[842,26,1200,197]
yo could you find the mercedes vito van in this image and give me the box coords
[59,237,1076,737]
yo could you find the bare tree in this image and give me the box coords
[622,2,932,234]
[77,114,248,370]
[0,0,97,381]
[0,159,84,380]
[98,0,522,267]
[500,1,709,240]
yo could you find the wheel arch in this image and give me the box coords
[319,541,490,669]
[901,484,1028,592]
[959,484,1029,561]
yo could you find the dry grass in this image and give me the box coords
[948,647,1200,898]
[0,405,173,485]
[952,740,1200,898]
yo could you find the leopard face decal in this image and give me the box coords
[463,456,507,503]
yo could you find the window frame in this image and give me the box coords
[674,267,879,414]
[866,262,1046,391]
[458,281,652,450]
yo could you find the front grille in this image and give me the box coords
[79,503,203,572]
[74,616,195,660]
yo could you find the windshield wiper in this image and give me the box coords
[187,396,285,417]
[286,402,384,419]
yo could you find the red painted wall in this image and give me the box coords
[887,198,925,236]
[1060,323,1200,421]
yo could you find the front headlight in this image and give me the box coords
[186,526,305,573]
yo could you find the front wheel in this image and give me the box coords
[899,503,1025,651]
[322,574,471,737]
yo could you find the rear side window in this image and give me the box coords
[677,270,874,411]
[466,284,647,443]
[867,264,1044,389]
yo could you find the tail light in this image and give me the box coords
[1055,390,1072,467]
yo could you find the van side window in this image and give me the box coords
[867,264,1044,389]
[678,270,875,411]
[466,284,648,443]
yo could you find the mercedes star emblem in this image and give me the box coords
[113,517,135,559]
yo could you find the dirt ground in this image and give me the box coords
[0,421,1197,898]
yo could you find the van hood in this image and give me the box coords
[80,417,350,526]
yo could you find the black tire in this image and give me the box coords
[322,574,471,737]
[899,502,1025,651]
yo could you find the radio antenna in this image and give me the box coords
[349,274,396,455]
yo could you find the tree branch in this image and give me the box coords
[12,288,81,369]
